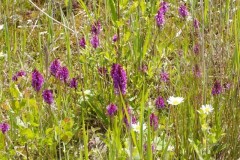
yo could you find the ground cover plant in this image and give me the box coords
[0,0,240,159]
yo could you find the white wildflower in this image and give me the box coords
[167,96,184,105]
[200,104,214,115]
[132,122,147,133]
[0,24,4,30]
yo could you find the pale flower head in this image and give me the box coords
[0,24,4,30]
[132,122,147,133]
[200,104,214,115]
[167,145,175,151]
[84,90,94,96]
[148,101,155,110]
[167,96,184,105]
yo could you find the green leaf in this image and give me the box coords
[61,131,73,143]
[77,0,91,20]
[22,128,35,139]
[30,122,39,127]
[108,0,118,22]
[140,1,146,15]
[120,0,128,8]
[61,118,74,130]
[142,20,151,60]
[189,139,204,160]
[124,32,131,42]
[129,1,139,14]
[64,0,69,6]
[28,99,38,109]
[116,20,124,28]
[9,84,22,99]
[46,128,54,135]
[14,100,20,109]
[44,138,53,146]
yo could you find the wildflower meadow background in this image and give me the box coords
[0,0,240,159]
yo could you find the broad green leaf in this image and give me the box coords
[28,99,38,109]
[22,128,35,139]
[61,131,73,143]
[44,138,53,146]
[46,128,54,135]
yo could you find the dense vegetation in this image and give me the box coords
[0,0,240,159]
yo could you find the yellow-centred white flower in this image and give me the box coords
[200,104,214,115]
[167,96,184,105]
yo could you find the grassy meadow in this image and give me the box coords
[0,0,240,159]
